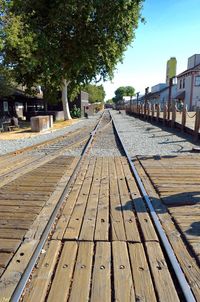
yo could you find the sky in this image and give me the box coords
[103,0,200,100]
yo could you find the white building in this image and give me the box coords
[143,83,177,109]
[176,54,200,110]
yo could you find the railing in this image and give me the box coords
[125,101,200,140]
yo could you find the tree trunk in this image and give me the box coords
[62,79,72,120]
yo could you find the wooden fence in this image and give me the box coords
[126,101,200,140]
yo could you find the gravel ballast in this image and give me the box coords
[110,110,200,157]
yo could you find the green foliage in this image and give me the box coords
[70,104,81,118]
[114,85,135,102]
[106,98,114,104]
[1,0,143,98]
[126,86,135,98]
[83,84,105,103]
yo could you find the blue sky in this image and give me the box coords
[103,0,200,100]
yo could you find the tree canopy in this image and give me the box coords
[83,84,105,104]
[113,85,135,103]
[1,0,143,118]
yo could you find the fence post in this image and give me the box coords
[141,104,144,117]
[138,104,141,117]
[156,104,160,122]
[151,104,155,121]
[171,100,176,128]
[194,107,200,140]
[163,104,168,125]
[147,103,150,120]
[144,103,146,119]
[181,105,187,131]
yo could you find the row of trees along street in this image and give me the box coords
[0,1,143,119]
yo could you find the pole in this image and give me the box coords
[144,87,149,119]
[167,78,173,120]
[136,92,140,112]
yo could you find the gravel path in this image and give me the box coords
[0,116,99,155]
[89,110,123,157]
[111,110,200,157]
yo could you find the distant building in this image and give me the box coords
[137,83,177,110]
[176,54,200,110]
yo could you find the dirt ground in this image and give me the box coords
[0,119,79,140]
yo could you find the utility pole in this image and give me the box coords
[136,92,140,111]
[144,87,149,117]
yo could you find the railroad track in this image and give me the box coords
[0,110,199,301]
[0,124,98,188]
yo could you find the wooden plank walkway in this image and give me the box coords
[136,155,200,300]
[138,155,200,261]
[0,156,78,283]
[21,157,185,302]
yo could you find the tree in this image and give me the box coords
[106,99,114,104]
[1,0,143,119]
[83,84,105,104]
[114,86,127,102]
[114,85,135,102]
[126,86,135,99]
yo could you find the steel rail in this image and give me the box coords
[111,111,196,302]
[11,111,105,302]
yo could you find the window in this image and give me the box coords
[179,79,182,89]
[195,76,200,86]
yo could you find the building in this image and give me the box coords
[0,88,44,119]
[176,54,200,110]
[137,83,177,110]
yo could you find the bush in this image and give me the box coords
[70,104,81,118]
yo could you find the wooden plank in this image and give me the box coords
[109,158,126,241]
[47,242,78,302]
[68,242,94,302]
[0,239,21,253]
[94,157,109,241]
[52,159,90,240]
[0,205,41,214]
[0,228,25,240]
[112,241,135,301]
[0,253,13,268]
[0,220,30,230]
[145,242,179,302]
[90,242,111,302]
[0,212,36,220]
[63,158,96,240]
[0,200,46,207]
[128,242,157,302]
[24,157,78,241]
[131,193,158,241]
[120,157,158,242]
[79,158,102,240]
[0,239,38,301]
[23,240,61,302]
[114,157,140,242]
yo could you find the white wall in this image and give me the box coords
[177,71,200,110]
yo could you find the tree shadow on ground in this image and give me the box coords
[115,191,200,238]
